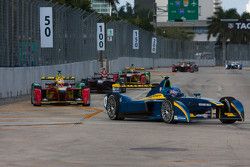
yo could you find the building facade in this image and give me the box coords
[155,0,222,41]
[91,0,112,15]
[156,0,221,22]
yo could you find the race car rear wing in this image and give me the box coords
[41,76,75,80]
[125,67,145,70]
[112,83,159,88]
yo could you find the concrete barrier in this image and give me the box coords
[0,57,226,99]
[0,60,98,99]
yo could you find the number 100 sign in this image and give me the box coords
[97,23,105,51]
[40,7,53,48]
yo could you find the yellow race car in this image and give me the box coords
[31,71,90,106]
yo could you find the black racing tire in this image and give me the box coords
[172,67,177,72]
[106,94,124,120]
[31,87,34,105]
[161,100,175,124]
[219,97,237,124]
[189,67,194,73]
[220,119,237,124]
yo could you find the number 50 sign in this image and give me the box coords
[40,7,53,48]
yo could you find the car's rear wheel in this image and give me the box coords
[195,66,199,71]
[172,67,176,72]
[189,67,194,73]
[31,88,34,104]
[106,94,124,120]
[32,88,42,106]
[219,97,237,124]
[161,100,175,124]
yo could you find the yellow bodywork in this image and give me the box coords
[112,83,155,88]
[141,93,165,101]
[125,67,145,71]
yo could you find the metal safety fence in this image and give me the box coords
[104,21,216,61]
[0,0,98,67]
[1,0,249,68]
[226,44,250,61]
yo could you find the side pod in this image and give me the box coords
[230,99,244,121]
[173,101,191,123]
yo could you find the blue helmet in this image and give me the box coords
[162,86,183,98]
[170,87,183,97]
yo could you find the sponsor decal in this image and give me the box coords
[97,80,103,84]
[198,103,212,107]
[104,96,108,108]
[227,21,250,30]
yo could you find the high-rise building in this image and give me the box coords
[91,0,112,15]
[155,0,222,41]
[156,0,221,22]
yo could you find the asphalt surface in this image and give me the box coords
[1,67,250,167]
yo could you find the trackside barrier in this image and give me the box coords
[0,60,98,99]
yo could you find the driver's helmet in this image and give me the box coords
[100,68,108,77]
[162,86,183,98]
[169,87,182,97]
[55,71,64,86]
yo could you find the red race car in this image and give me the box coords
[31,71,90,106]
[82,70,123,93]
[172,62,199,73]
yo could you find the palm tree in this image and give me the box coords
[207,8,250,63]
[104,0,119,15]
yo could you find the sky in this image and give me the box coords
[117,0,250,14]
[222,0,249,14]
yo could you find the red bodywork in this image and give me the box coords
[172,62,198,73]
[32,81,90,106]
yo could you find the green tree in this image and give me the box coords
[105,0,119,11]
[117,3,154,32]
[156,27,194,40]
[208,8,250,63]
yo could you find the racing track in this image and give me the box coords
[1,67,250,167]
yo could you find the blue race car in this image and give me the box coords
[104,77,244,124]
[225,62,242,70]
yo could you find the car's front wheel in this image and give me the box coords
[106,94,124,120]
[161,100,175,123]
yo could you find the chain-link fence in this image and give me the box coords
[105,20,215,61]
[0,0,98,67]
[1,0,249,68]
[226,44,250,61]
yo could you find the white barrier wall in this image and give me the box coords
[0,60,98,99]
[0,58,217,99]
